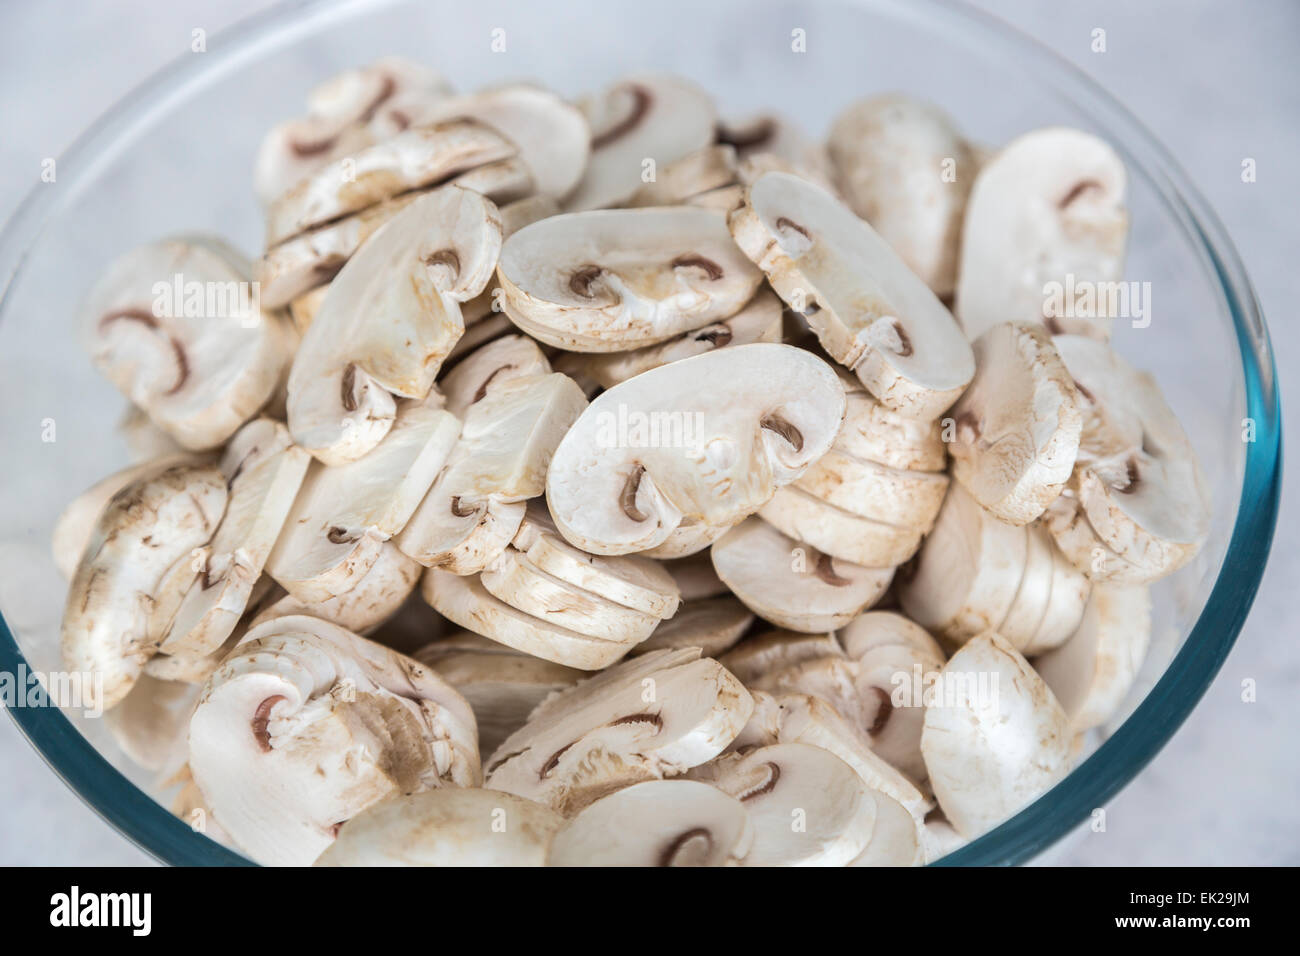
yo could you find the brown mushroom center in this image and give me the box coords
[569,264,604,298]
[1058,179,1103,210]
[775,216,811,240]
[761,414,804,452]
[737,761,781,801]
[472,364,515,404]
[813,551,851,587]
[693,325,733,348]
[327,526,359,544]
[252,695,286,752]
[621,464,649,522]
[607,712,664,733]
[340,363,360,412]
[449,496,477,518]
[867,686,894,737]
[670,253,724,280]
[539,741,575,780]
[1072,379,1095,403]
[591,84,652,149]
[890,321,914,357]
[1116,456,1141,494]
[715,117,776,151]
[423,248,461,286]
[98,310,190,395]
[659,827,713,867]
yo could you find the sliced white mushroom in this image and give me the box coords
[546,343,846,555]
[956,127,1128,342]
[437,334,551,419]
[712,518,892,632]
[947,322,1082,525]
[85,237,293,450]
[834,371,948,473]
[759,485,923,569]
[397,373,587,573]
[999,522,1091,655]
[691,743,877,866]
[729,171,974,421]
[188,615,479,866]
[314,788,563,866]
[286,186,501,465]
[1033,583,1150,731]
[160,419,311,657]
[105,674,200,776]
[485,648,752,815]
[267,398,460,601]
[565,74,717,212]
[265,118,514,245]
[718,629,844,686]
[498,206,763,352]
[632,596,752,657]
[638,519,735,559]
[846,789,924,866]
[794,448,949,533]
[627,145,738,207]
[1045,335,1210,582]
[61,464,227,710]
[920,632,1071,838]
[548,780,751,866]
[826,95,975,298]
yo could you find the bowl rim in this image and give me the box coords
[0,0,1282,866]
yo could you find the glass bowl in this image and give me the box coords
[0,0,1281,866]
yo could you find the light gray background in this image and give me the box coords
[0,0,1295,865]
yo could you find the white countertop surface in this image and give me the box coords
[1,0,1295,865]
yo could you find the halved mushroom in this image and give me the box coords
[267,397,461,601]
[565,74,717,212]
[947,323,1082,525]
[484,648,752,815]
[711,518,892,632]
[497,206,763,352]
[85,237,293,450]
[826,95,976,298]
[920,632,1071,838]
[286,186,501,465]
[1045,335,1209,582]
[553,287,784,392]
[627,145,739,207]
[728,171,974,421]
[690,743,877,866]
[759,485,923,569]
[265,118,514,245]
[188,615,479,866]
[159,419,311,658]
[631,596,752,658]
[438,334,552,418]
[61,463,227,710]
[546,343,846,555]
[1033,583,1150,732]
[314,788,563,866]
[547,780,751,866]
[105,674,200,775]
[956,127,1128,341]
[718,629,844,686]
[397,373,587,574]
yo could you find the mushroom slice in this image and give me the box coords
[847,790,924,866]
[554,287,784,392]
[794,448,949,532]
[897,484,1029,645]
[1034,584,1150,732]
[287,186,501,465]
[956,127,1128,341]
[1047,335,1210,581]
[438,334,551,418]
[161,420,311,657]
[632,596,752,658]
[565,74,717,212]
[826,95,976,298]
[398,373,587,574]
[315,789,563,866]
[947,323,1082,525]
[759,486,923,568]
[105,674,200,775]
[694,742,878,866]
[414,636,583,755]
[997,522,1091,655]
[548,780,752,866]
[61,464,227,710]
[712,518,892,633]
[485,648,752,815]
[188,615,479,866]
[920,632,1071,838]
[547,343,845,555]
[252,543,421,636]
[1023,532,1091,654]
[834,372,947,473]
[85,237,293,450]
[265,118,514,245]
[498,206,763,352]
[729,171,974,421]
[638,519,735,559]
[719,629,844,685]
[267,399,460,601]
[627,145,739,207]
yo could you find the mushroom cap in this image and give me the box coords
[438,334,551,419]
[314,788,564,866]
[85,237,292,450]
[920,632,1071,838]
[728,171,974,421]
[947,322,1082,525]
[631,596,753,658]
[286,186,501,465]
[627,144,739,207]
[759,485,923,568]
[826,94,975,297]
[546,343,846,555]
[956,127,1128,342]
[547,780,752,866]
[1048,335,1209,579]
[497,206,763,351]
[565,74,717,212]
[1033,583,1150,732]
[484,648,752,815]
[711,518,893,633]
[188,615,479,866]
[61,464,227,710]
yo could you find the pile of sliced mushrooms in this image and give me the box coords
[60,61,1210,866]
